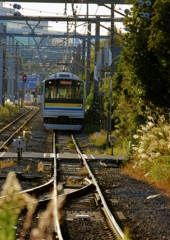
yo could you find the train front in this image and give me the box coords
[42,74,85,130]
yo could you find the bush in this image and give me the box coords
[4,102,20,117]
[0,106,9,123]
[0,102,21,126]
[89,131,106,149]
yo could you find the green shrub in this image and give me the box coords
[0,102,21,126]
[4,102,20,117]
[0,106,9,122]
[89,131,106,149]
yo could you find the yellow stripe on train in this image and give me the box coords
[45,103,82,107]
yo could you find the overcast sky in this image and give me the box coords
[4,2,131,35]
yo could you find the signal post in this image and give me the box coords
[21,74,27,107]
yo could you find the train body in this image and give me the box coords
[42,72,86,130]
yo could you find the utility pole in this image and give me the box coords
[0,23,5,106]
[93,17,100,105]
[86,21,91,96]
[14,42,19,104]
[81,39,85,76]
[100,49,105,131]
[110,4,115,76]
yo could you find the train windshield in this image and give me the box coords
[45,79,84,100]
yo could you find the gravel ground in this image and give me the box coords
[103,168,170,240]
[75,133,170,240]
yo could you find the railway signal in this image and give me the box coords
[23,74,27,83]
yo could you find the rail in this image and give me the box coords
[53,132,64,240]
[0,107,39,151]
[71,134,125,240]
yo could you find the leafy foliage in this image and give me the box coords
[111,0,170,140]
[0,102,21,127]
[84,83,100,133]
[123,0,170,108]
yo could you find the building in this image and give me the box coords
[0,3,81,104]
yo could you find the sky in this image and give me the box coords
[4,2,131,35]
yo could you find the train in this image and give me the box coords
[42,71,86,130]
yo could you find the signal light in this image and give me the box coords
[23,74,27,83]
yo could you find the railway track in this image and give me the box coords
[56,133,170,240]
[56,132,124,240]
[0,111,169,240]
[0,107,39,151]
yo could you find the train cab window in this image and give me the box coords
[58,80,83,99]
[45,79,84,100]
[45,80,57,99]
[45,86,57,99]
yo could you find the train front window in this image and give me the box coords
[45,79,83,100]
[45,80,57,99]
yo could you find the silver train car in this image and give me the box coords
[42,72,86,130]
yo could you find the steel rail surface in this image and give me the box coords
[53,132,64,240]
[71,134,125,240]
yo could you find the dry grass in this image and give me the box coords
[37,162,44,173]
[0,160,16,168]
[89,131,106,149]
[76,166,89,176]
[23,165,30,173]
[0,172,66,240]
[124,116,170,199]
[0,172,37,240]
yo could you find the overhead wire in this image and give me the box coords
[2,2,125,73]
[6,2,63,16]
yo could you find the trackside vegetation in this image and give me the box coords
[84,0,170,197]
[124,116,170,197]
[0,102,21,128]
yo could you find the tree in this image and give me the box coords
[111,0,170,137]
[122,0,170,108]
[148,0,170,107]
